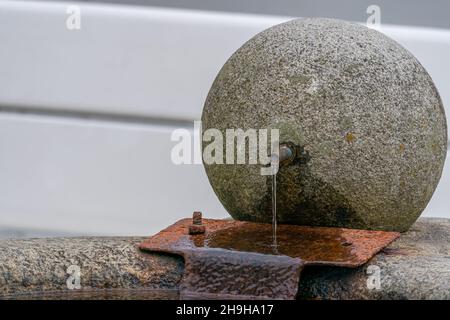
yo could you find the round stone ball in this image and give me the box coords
[201,18,447,232]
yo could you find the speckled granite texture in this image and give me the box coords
[0,218,449,299]
[298,217,450,299]
[0,237,183,299]
[202,18,447,231]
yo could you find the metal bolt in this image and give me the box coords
[192,211,202,225]
[189,211,205,235]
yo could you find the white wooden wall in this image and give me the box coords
[0,1,449,236]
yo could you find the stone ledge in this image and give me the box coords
[0,217,448,299]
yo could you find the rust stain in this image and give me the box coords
[345,132,356,144]
[180,249,303,300]
[139,218,399,300]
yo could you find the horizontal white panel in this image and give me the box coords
[0,113,227,235]
[1,2,450,122]
[0,1,286,120]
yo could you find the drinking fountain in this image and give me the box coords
[140,18,447,300]
[0,17,447,301]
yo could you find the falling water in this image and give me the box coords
[272,172,278,254]
[270,152,279,255]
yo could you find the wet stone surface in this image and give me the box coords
[202,18,447,232]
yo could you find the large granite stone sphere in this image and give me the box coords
[202,18,447,232]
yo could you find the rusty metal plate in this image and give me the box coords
[179,249,304,300]
[139,218,399,299]
[139,218,400,267]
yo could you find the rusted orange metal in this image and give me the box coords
[140,218,399,267]
[139,217,399,299]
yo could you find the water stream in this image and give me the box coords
[271,162,279,254]
[272,155,280,254]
